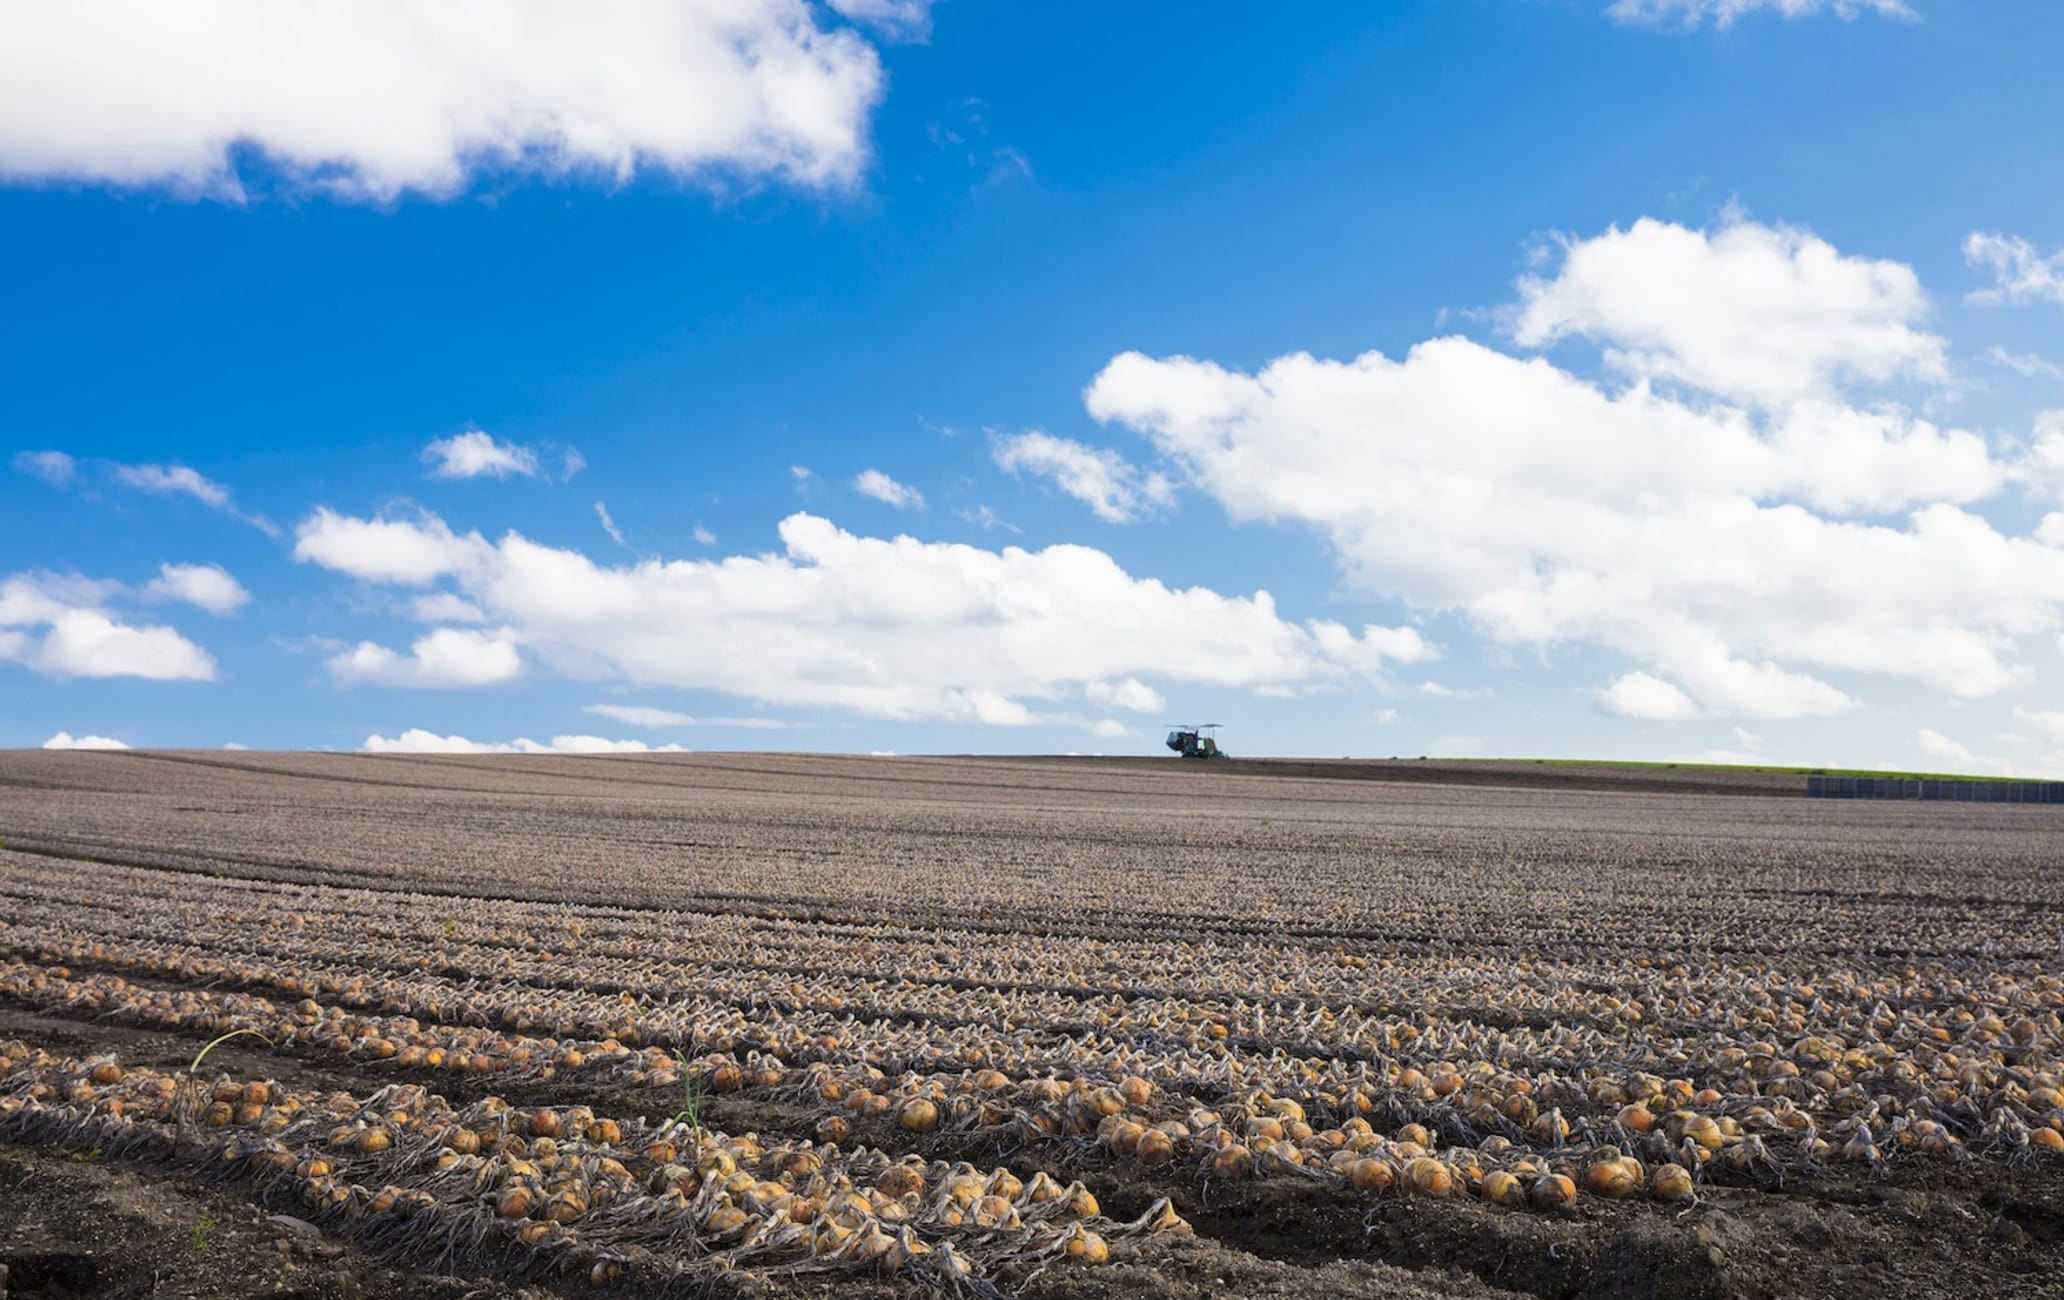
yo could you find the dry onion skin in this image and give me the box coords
[0,1047,1183,1289]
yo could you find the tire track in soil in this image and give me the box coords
[8,835,1950,960]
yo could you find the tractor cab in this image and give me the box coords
[1165,724,1227,759]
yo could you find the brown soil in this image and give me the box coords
[0,1143,537,1300]
[1,751,2060,1299]
[1015,755,1811,798]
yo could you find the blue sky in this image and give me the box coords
[5,0,2064,770]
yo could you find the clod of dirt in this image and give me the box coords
[1577,1216,1728,1300]
[265,1214,326,1240]
[2,1252,99,1295]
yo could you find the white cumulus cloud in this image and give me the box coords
[39,611,216,680]
[0,0,918,201]
[328,627,523,688]
[295,508,1430,723]
[853,469,924,509]
[2020,412,2064,504]
[43,731,132,750]
[294,508,491,585]
[1599,671,1702,720]
[147,562,248,615]
[1087,216,2064,721]
[1514,214,1947,407]
[543,733,686,754]
[423,430,539,480]
[362,729,507,755]
[1,572,216,681]
[364,729,684,755]
[409,592,488,624]
[991,431,1175,523]
[584,703,791,729]
[1084,678,1166,714]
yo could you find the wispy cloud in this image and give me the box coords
[110,462,231,506]
[1607,0,1913,29]
[1966,233,2064,306]
[957,504,1018,532]
[21,453,278,535]
[991,431,1173,523]
[1418,681,1488,700]
[12,450,75,485]
[1991,346,2064,381]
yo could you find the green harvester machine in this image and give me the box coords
[1164,724,1228,760]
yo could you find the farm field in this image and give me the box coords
[0,750,2060,1300]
